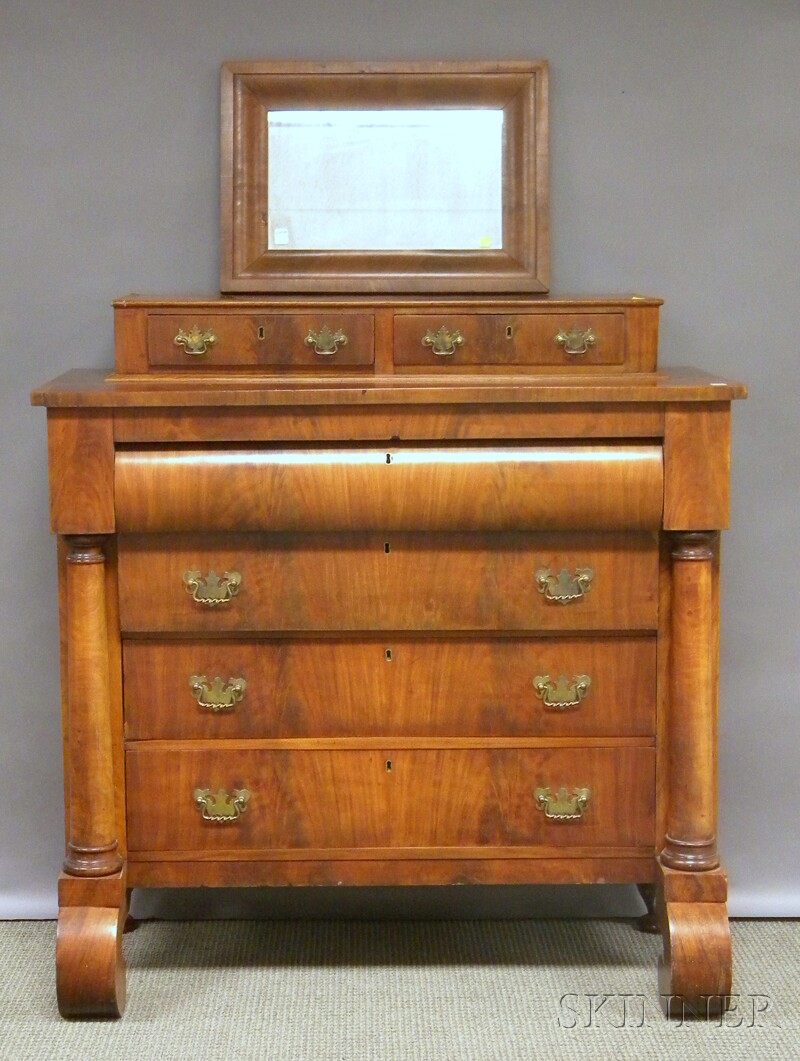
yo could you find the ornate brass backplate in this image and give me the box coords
[182,570,242,606]
[532,674,592,711]
[535,567,594,604]
[305,325,348,356]
[534,786,591,821]
[193,787,250,822]
[422,325,465,356]
[174,325,217,356]
[555,326,596,356]
[189,675,247,712]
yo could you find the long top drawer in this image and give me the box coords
[115,444,663,532]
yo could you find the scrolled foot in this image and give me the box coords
[658,899,732,1017]
[56,905,126,1018]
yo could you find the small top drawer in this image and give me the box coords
[394,312,625,368]
[147,312,374,368]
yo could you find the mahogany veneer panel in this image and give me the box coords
[32,366,746,406]
[47,410,114,534]
[125,746,655,854]
[128,856,655,887]
[116,531,660,633]
[394,311,625,367]
[123,635,657,740]
[664,403,731,530]
[148,312,374,369]
[114,444,663,532]
[111,404,665,444]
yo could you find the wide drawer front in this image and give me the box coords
[125,746,655,854]
[394,312,625,367]
[147,312,374,368]
[123,636,657,740]
[117,532,659,633]
[114,445,664,532]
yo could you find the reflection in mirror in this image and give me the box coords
[267,110,504,252]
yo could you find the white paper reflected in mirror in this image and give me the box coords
[267,110,504,252]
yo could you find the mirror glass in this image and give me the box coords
[266,109,504,252]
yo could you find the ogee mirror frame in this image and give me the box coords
[220,61,549,294]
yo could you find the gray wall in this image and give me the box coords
[2,0,798,919]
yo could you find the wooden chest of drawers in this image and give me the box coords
[33,294,745,1018]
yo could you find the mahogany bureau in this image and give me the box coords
[32,293,746,1017]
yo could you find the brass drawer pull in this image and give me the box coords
[183,570,242,606]
[189,675,247,712]
[174,326,217,356]
[422,325,465,357]
[305,325,348,356]
[535,567,594,604]
[535,786,591,821]
[555,326,596,356]
[193,787,250,823]
[533,674,592,711]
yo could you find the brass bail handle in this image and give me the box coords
[189,675,248,712]
[555,326,596,356]
[183,570,242,606]
[535,567,594,604]
[174,325,217,356]
[535,786,591,821]
[533,674,592,711]
[193,787,250,823]
[422,325,465,357]
[305,325,348,356]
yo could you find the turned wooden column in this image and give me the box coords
[63,536,122,877]
[661,531,719,871]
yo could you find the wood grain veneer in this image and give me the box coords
[116,531,660,633]
[394,311,625,367]
[148,311,374,369]
[122,635,656,740]
[125,746,655,854]
[114,444,663,533]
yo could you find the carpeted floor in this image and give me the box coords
[0,919,796,1060]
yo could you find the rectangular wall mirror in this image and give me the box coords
[221,61,549,294]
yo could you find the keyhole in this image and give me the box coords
[385,453,393,464]
[505,324,514,340]
[257,326,265,341]
[385,759,393,772]
[385,648,393,662]
[384,541,391,554]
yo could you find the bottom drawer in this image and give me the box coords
[126,746,655,855]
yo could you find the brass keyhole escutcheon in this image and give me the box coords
[386,760,393,772]
[505,324,515,340]
[257,325,266,341]
[385,648,393,662]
